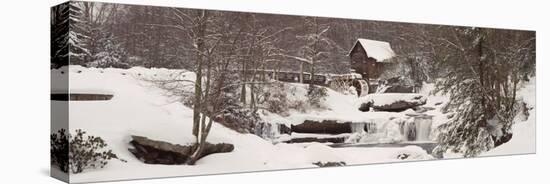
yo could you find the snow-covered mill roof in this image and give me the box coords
[348,38,396,62]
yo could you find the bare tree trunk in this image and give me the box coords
[477,28,488,128]
[249,55,257,110]
[192,10,207,144]
[240,60,247,104]
[188,30,214,165]
[309,62,315,88]
[299,62,304,83]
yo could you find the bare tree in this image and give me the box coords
[297,17,333,88]
[238,14,291,109]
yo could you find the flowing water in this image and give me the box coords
[401,115,433,141]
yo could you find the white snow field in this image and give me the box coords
[52,66,433,183]
[51,66,534,182]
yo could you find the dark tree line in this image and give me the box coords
[51,2,70,69]
[51,2,436,74]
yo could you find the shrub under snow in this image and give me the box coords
[306,85,328,109]
[51,129,126,174]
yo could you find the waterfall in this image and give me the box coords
[350,122,377,134]
[415,117,433,141]
[402,121,416,141]
[351,123,365,133]
[255,122,276,139]
[365,122,377,133]
[400,115,433,142]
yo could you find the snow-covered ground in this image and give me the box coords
[52,66,433,183]
[52,65,534,183]
[483,78,536,156]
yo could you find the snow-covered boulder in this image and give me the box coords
[391,146,433,160]
[284,136,347,144]
[291,120,352,134]
[313,161,346,167]
[358,93,427,112]
[128,136,234,165]
[377,76,415,93]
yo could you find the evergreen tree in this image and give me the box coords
[87,33,129,68]
[51,3,69,69]
[68,2,90,65]
[431,27,494,157]
[432,27,535,157]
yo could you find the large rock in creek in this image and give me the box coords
[284,137,347,144]
[358,93,427,112]
[128,135,234,165]
[383,85,415,93]
[377,76,416,93]
[291,120,352,134]
[278,124,292,135]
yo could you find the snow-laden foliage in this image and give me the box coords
[483,78,536,156]
[262,83,291,115]
[51,3,70,69]
[68,129,126,174]
[306,85,328,109]
[433,98,495,157]
[256,82,327,115]
[67,2,91,65]
[51,129,126,174]
[294,17,338,86]
[431,27,535,157]
[88,33,129,68]
[51,129,70,172]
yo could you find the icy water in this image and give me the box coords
[330,142,437,154]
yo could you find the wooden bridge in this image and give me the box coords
[240,69,373,96]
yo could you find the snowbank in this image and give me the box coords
[483,78,536,156]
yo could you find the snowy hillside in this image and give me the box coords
[483,78,536,156]
[52,66,433,183]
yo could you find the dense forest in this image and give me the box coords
[51,2,535,80]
